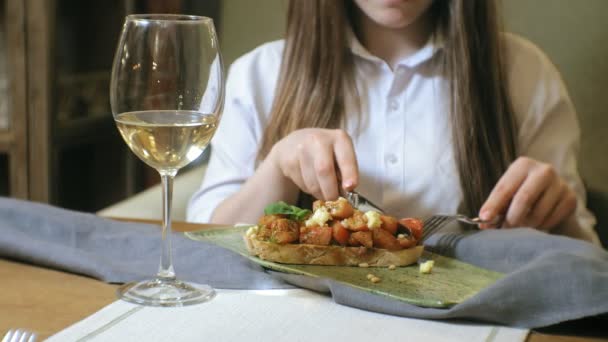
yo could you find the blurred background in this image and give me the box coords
[0,0,605,244]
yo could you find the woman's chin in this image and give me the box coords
[373,12,416,29]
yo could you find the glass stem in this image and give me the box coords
[157,170,177,281]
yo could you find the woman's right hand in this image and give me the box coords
[267,128,359,200]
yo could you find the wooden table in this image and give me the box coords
[0,219,605,341]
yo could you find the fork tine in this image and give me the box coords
[421,216,442,240]
[2,329,36,342]
[18,330,30,342]
[24,332,36,342]
[12,330,23,342]
[422,215,443,227]
[13,330,23,342]
[421,215,453,241]
[1,330,12,342]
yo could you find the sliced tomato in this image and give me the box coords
[351,231,373,248]
[347,234,361,247]
[379,215,398,235]
[331,221,350,246]
[300,226,332,246]
[372,228,402,250]
[269,218,299,244]
[325,197,355,219]
[399,218,424,241]
[258,214,283,228]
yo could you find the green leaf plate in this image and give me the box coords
[186,226,503,308]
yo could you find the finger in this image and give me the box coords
[312,138,340,200]
[526,180,563,230]
[540,187,578,231]
[479,159,529,221]
[281,148,308,194]
[505,168,554,227]
[332,130,359,191]
[296,144,323,199]
[479,218,502,230]
[290,143,318,197]
[284,154,309,197]
[478,223,491,229]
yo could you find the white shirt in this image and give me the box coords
[187,33,599,245]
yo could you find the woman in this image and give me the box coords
[188,0,599,244]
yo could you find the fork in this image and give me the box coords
[2,329,37,342]
[344,191,501,242]
[420,214,502,242]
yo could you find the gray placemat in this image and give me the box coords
[0,197,287,289]
[1,197,607,328]
[278,229,608,328]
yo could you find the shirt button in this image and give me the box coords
[386,154,398,164]
[389,99,399,111]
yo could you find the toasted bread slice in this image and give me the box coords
[244,233,423,266]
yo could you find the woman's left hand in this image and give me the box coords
[479,156,577,231]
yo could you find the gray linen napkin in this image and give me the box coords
[278,229,608,328]
[0,197,287,289]
[1,197,607,328]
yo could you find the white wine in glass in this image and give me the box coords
[110,14,224,306]
[115,111,217,171]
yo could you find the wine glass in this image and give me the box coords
[110,14,224,306]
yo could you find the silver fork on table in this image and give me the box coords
[2,329,37,342]
[420,214,502,242]
[345,190,501,242]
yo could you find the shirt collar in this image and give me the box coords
[348,28,442,69]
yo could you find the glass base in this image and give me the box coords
[117,278,216,307]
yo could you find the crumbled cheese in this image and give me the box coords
[370,276,381,283]
[364,211,382,229]
[245,225,259,238]
[419,260,435,274]
[305,206,331,227]
[388,265,396,270]
[358,263,369,268]
[366,273,375,280]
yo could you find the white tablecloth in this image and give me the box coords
[48,289,528,342]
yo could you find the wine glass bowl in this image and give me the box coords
[114,110,217,172]
[110,14,223,306]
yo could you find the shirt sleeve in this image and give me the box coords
[186,42,282,223]
[186,61,257,222]
[506,34,600,245]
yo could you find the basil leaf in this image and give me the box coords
[292,208,311,221]
[264,201,294,215]
[263,202,311,221]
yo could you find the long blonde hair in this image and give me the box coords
[258,0,517,216]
